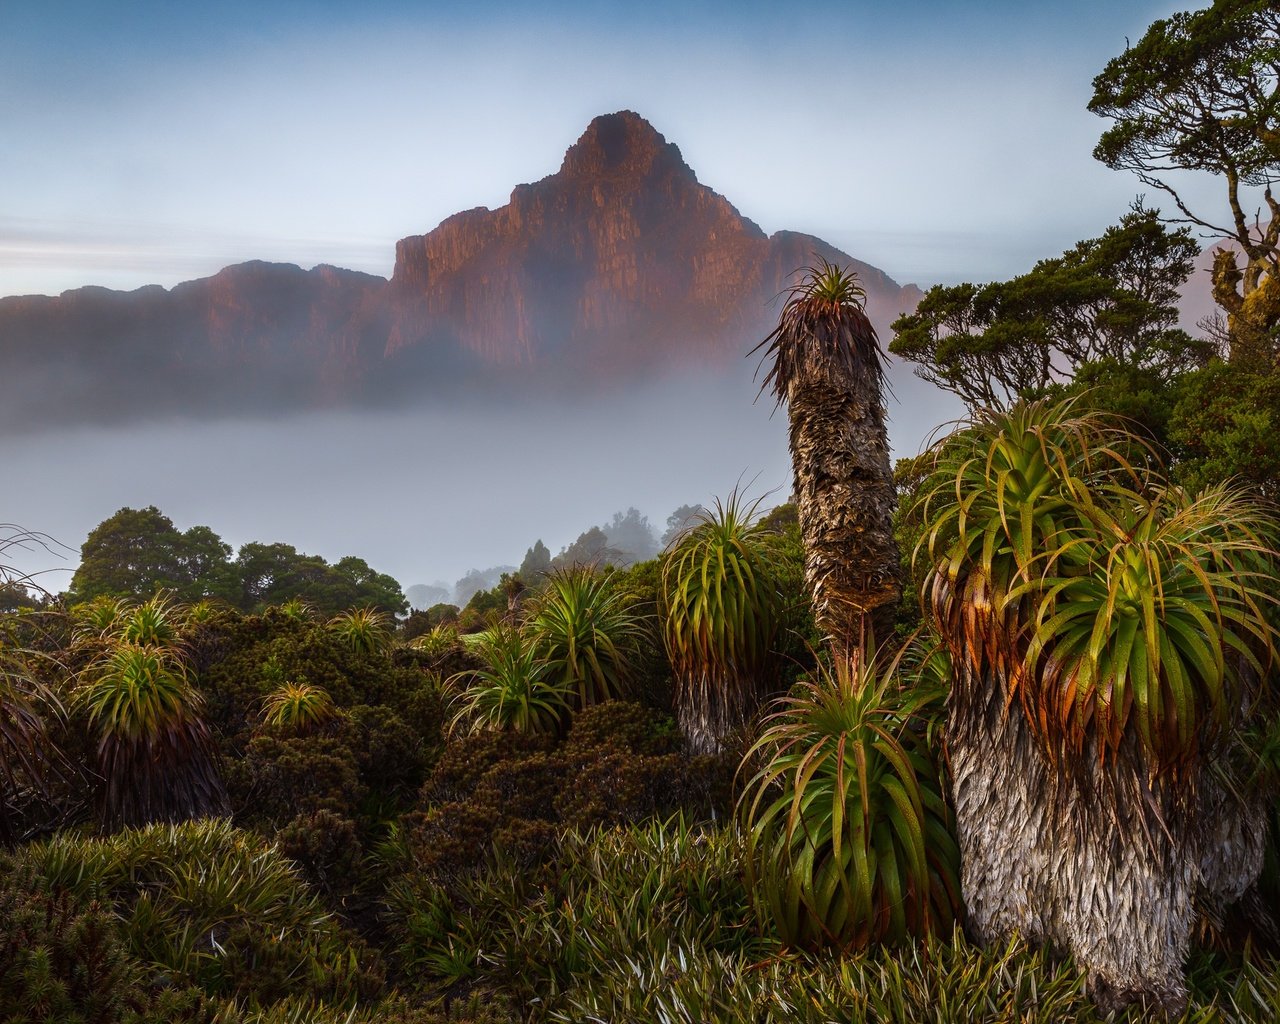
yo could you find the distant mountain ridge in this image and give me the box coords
[0,111,923,431]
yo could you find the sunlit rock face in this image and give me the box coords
[0,111,921,431]
[385,111,919,377]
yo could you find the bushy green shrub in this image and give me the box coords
[9,820,384,1009]
[560,699,681,758]
[0,860,147,1023]
[401,702,731,888]
[343,705,431,801]
[277,810,365,895]
[233,734,366,824]
[196,614,432,743]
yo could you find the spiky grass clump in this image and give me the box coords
[262,682,340,735]
[72,595,128,639]
[77,643,226,828]
[275,597,315,622]
[116,594,184,649]
[411,624,461,659]
[0,623,65,841]
[526,567,645,708]
[448,626,572,736]
[742,648,960,951]
[17,819,379,1006]
[661,494,783,753]
[387,817,759,1007]
[329,607,393,656]
[918,397,1279,772]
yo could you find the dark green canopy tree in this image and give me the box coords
[1089,0,1280,365]
[235,543,406,616]
[71,506,238,604]
[890,206,1206,413]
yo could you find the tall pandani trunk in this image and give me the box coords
[754,260,902,660]
[948,666,1265,1015]
[786,372,900,655]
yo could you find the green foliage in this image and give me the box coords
[328,608,394,657]
[398,702,728,891]
[235,733,365,825]
[661,493,784,752]
[917,397,1280,772]
[1169,360,1280,495]
[388,817,757,1008]
[68,509,407,619]
[525,567,645,708]
[447,626,571,736]
[1090,1,1280,366]
[77,642,226,828]
[0,859,149,1023]
[196,612,433,743]
[277,809,365,895]
[742,649,959,951]
[10,820,383,1008]
[237,544,406,618]
[261,682,340,735]
[115,595,184,649]
[889,206,1205,411]
[273,598,314,622]
[70,507,238,605]
[409,625,460,661]
[0,614,65,840]
[553,926,1150,1024]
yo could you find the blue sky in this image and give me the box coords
[2,0,1200,298]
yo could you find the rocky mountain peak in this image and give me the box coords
[557,110,690,182]
[0,112,923,431]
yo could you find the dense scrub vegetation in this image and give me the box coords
[3,1,1280,1019]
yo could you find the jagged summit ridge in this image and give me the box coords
[558,110,690,181]
[0,112,921,431]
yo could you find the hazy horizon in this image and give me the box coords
[1,359,964,598]
[0,0,1234,601]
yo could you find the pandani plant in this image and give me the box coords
[261,681,340,735]
[77,641,227,829]
[328,607,394,656]
[753,258,900,653]
[447,624,572,736]
[526,566,645,709]
[660,493,783,754]
[0,614,67,842]
[915,396,1280,1013]
[741,642,960,951]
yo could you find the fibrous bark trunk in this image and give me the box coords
[949,667,1264,1015]
[786,374,900,655]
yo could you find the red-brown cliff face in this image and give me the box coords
[0,111,921,431]
[383,111,920,377]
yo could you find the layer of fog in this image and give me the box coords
[0,362,962,599]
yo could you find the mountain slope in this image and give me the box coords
[0,112,922,431]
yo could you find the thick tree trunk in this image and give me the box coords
[786,374,900,656]
[949,667,1264,1015]
[1213,248,1280,369]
